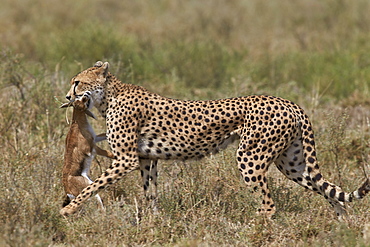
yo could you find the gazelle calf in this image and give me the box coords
[61,94,114,210]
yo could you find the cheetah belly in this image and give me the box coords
[137,131,240,160]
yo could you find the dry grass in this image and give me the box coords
[1,0,370,246]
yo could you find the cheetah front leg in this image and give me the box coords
[140,159,159,213]
[60,156,140,216]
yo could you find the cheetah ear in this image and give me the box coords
[94,61,104,67]
[94,61,109,78]
[102,62,109,77]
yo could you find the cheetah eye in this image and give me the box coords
[74,81,80,86]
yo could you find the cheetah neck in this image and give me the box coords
[97,74,149,118]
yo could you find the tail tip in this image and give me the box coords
[358,178,370,198]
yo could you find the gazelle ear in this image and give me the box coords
[85,109,96,119]
[60,102,73,108]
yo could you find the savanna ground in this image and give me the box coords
[1,0,370,246]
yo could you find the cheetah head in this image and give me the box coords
[65,61,109,110]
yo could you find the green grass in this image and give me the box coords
[1,0,370,246]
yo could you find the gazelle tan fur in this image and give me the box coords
[61,94,114,210]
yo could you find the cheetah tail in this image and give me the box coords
[348,178,370,201]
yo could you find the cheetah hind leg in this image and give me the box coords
[274,137,368,220]
[236,145,277,218]
[139,159,159,214]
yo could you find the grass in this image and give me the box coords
[1,0,370,246]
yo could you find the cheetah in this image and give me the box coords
[61,94,115,209]
[60,61,370,219]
